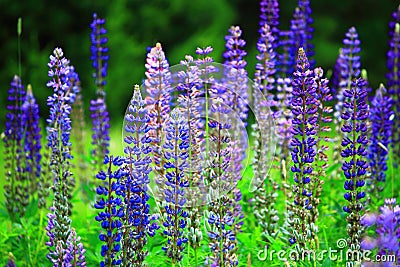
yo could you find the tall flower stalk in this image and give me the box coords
[252,23,280,240]
[341,78,369,251]
[90,13,110,170]
[144,43,172,194]
[3,75,28,220]
[332,27,362,178]
[387,19,400,165]
[122,85,158,266]
[45,47,78,264]
[289,47,318,249]
[176,55,203,264]
[367,85,394,202]
[22,85,42,198]
[161,110,190,264]
[309,67,332,246]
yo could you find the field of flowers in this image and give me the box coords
[1,0,400,266]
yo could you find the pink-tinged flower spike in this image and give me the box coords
[341,78,369,250]
[367,85,394,202]
[145,43,172,179]
[3,75,28,220]
[289,48,318,249]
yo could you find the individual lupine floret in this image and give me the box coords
[160,110,190,263]
[289,48,318,249]
[309,67,333,243]
[332,27,362,178]
[90,13,111,170]
[387,21,400,164]
[361,198,400,266]
[367,85,394,202]
[45,47,76,264]
[3,75,28,220]
[94,155,126,266]
[22,85,41,196]
[122,85,159,266]
[341,78,369,250]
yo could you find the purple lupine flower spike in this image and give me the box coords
[278,30,295,77]
[90,13,111,170]
[22,85,42,200]
[122,85,158,265]
[145,43,172,182]
[3,75,28,220]
[290,0,314,70]
[387,19,400,164]
[367,85,394,201]
[259,0,279,47]
[45,47,76,264]
[65,228,86,266]
[90,13,109,97]
[341,78,369,249]
[161,110,190,263]
[289,47,318,249]
[332,27,362,179]
[94,155,126,266]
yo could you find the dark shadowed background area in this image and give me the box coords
[0,0,398,128]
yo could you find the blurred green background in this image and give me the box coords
[0,0,398,130]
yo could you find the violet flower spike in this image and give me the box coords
[161,110,190,263]
[289,47,318,249]
[90,13,111,171]
[341,78,369,249]
[94,155,126,266]
[3,75,28,220]
[122,85,158,265]
[367,85,394,201]
[22,85,42,201]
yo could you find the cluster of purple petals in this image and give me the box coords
[361,198,400,265]
[94,155,126,266]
